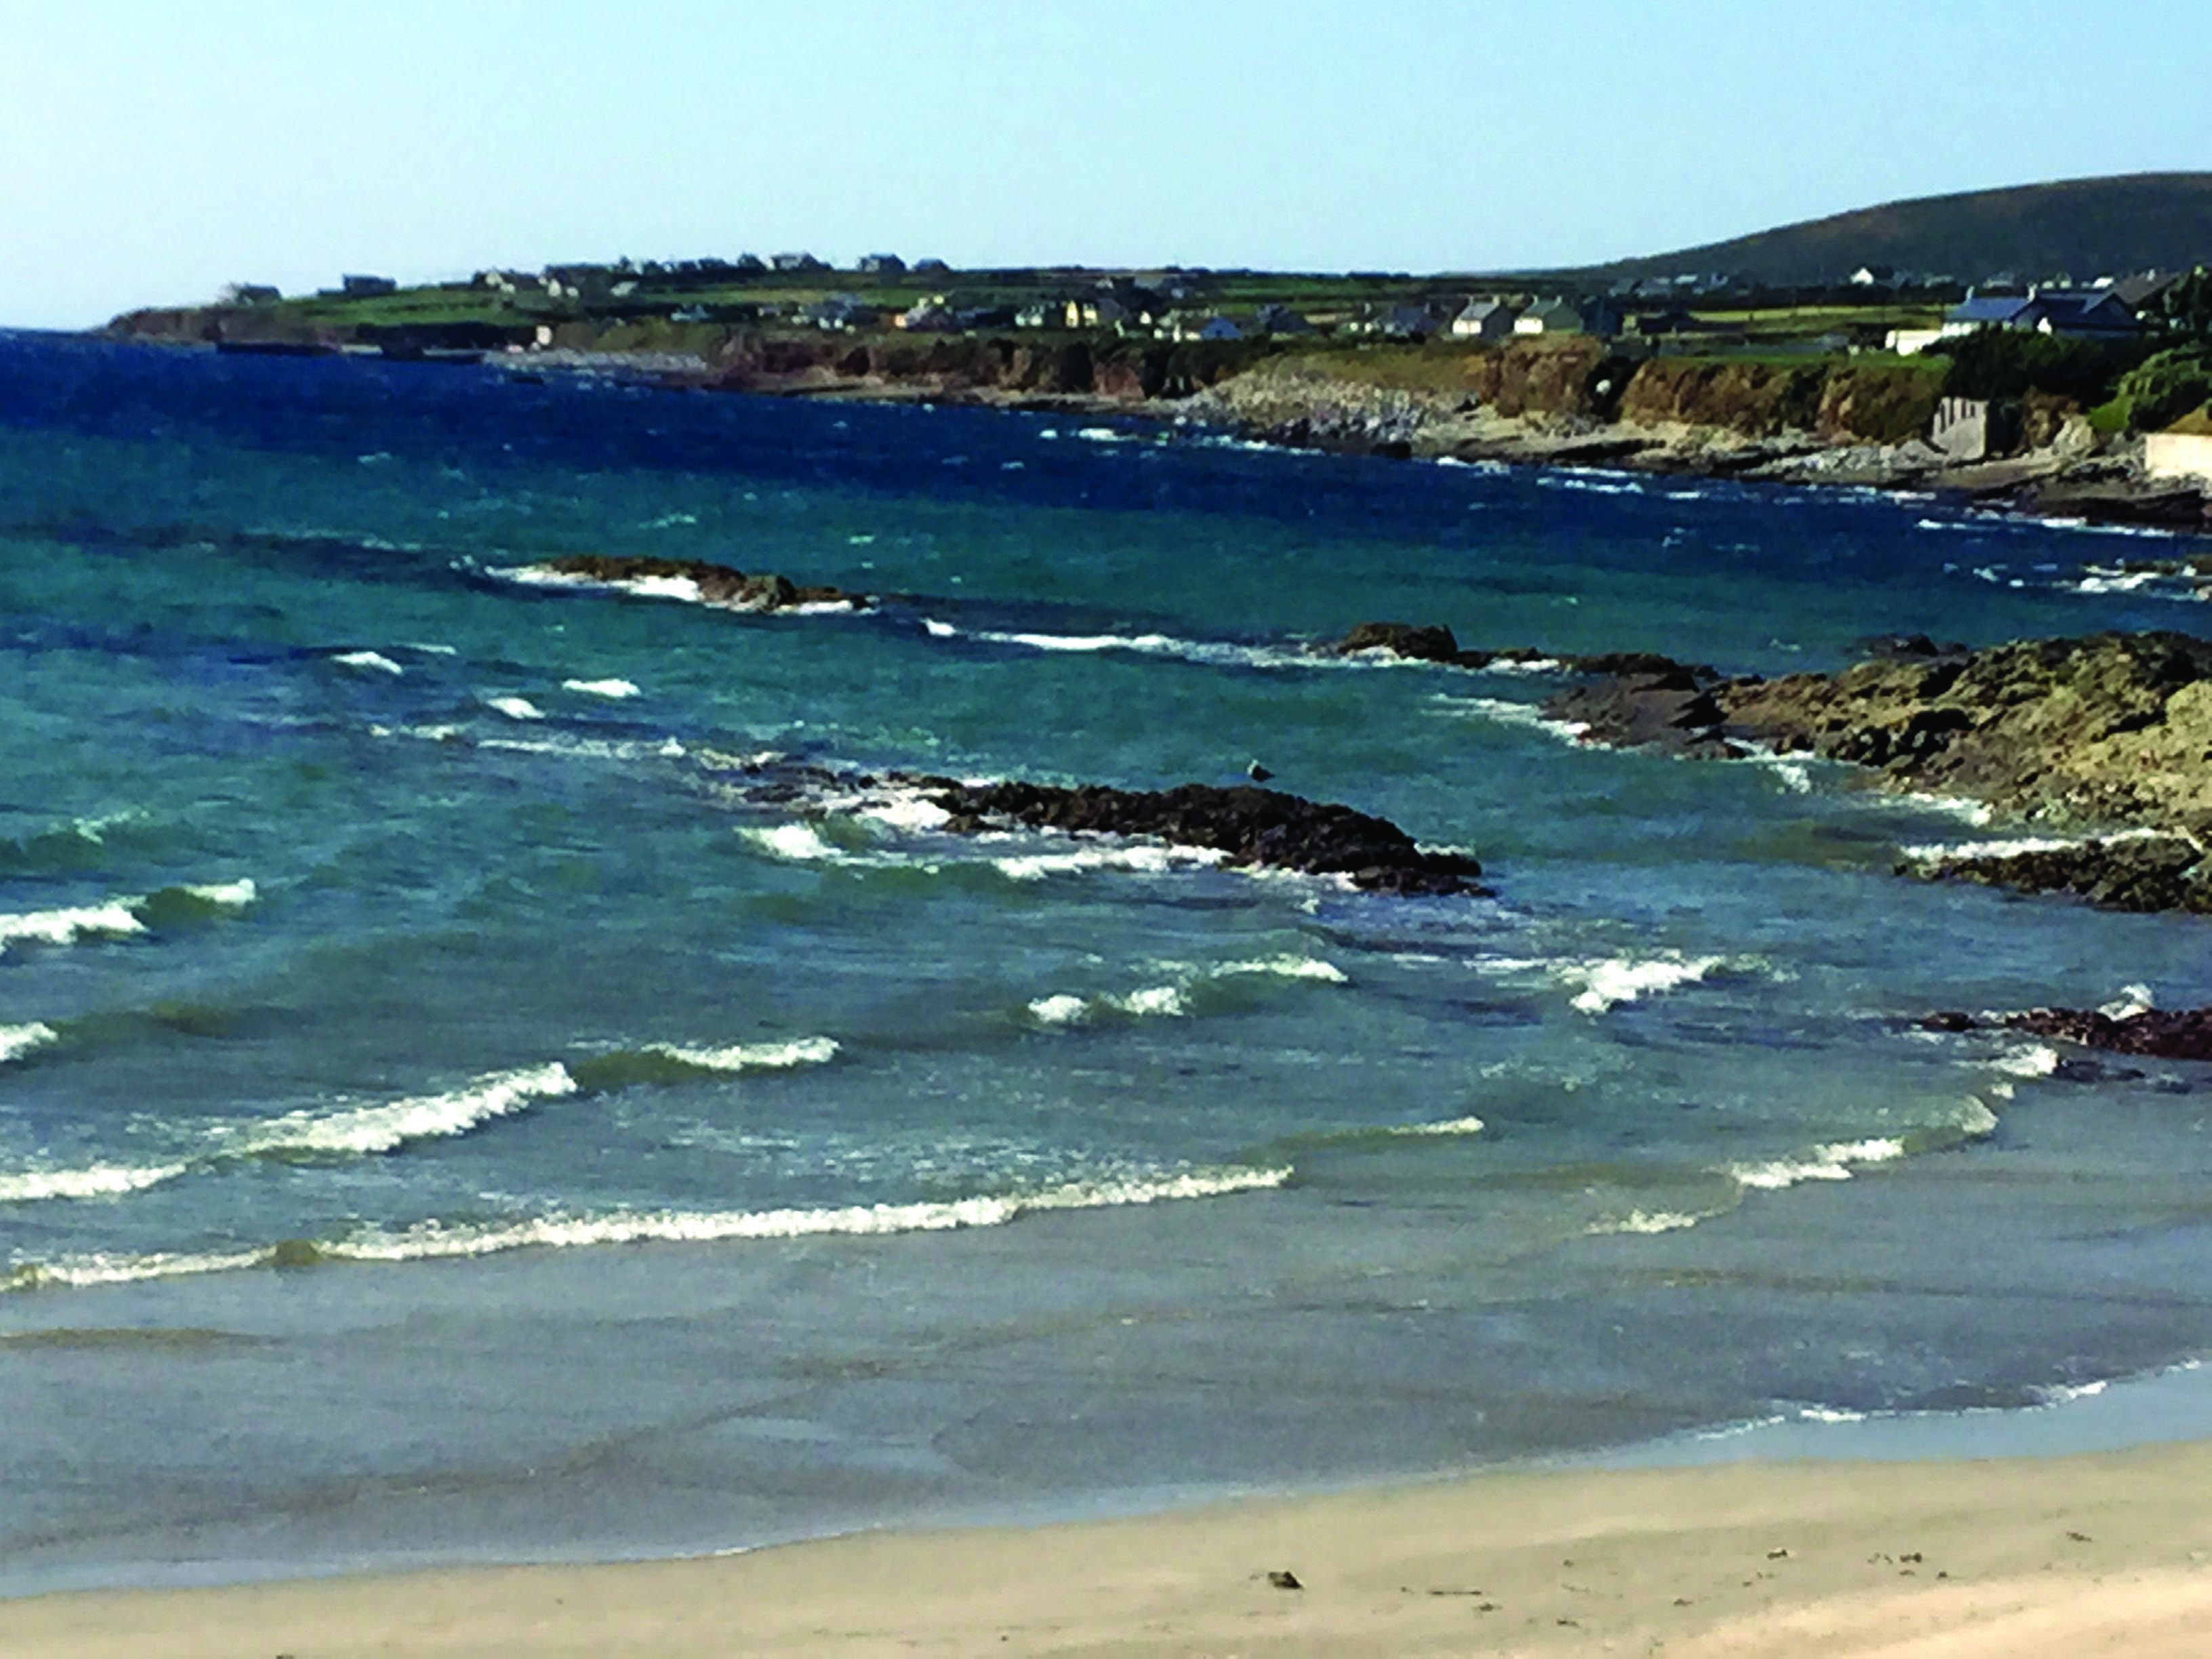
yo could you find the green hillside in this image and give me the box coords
[1573,173,2212,285]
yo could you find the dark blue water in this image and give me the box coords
[5,331,2212,1592]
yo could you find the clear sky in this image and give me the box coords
[3,0,2207,328]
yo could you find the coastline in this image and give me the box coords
[9,1386,2212,1656]
[93,325,2212,538]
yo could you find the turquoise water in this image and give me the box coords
[6,331,2212,1590]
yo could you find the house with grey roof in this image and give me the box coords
[1450,299,1521,340]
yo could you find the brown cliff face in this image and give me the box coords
[1464,339,1617,419]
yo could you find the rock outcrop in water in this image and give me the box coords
[1331,621,1709,682]
[1529,630,2212,912]
[2005,1003,2212,1062]
[542,554,868,611]
[920,779,1486,897]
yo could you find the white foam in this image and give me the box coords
[182,879,258,909]
[991,844,1228,882]
[2036,1378,2112,1406]
[501,565,711,607]
[1587,1209,1706,1235]
[646,1038,839,1072]
[485,695,546,722]
[1990,1044,2061,1080]
[1427,694,1590,745]
[5,1246,267,1291]
[1027,994,1093,1027]
[562,677,640,699]
[0,901,146,956]
[2070,567,2175,595]
[333,650,405,676]
[2100,983,2155,1020]
[5,1166,1295,1289]
[1900,826,2168,862]
[0,1022,59,1065]
[1211,955,1348,985]
[1728,1136,1908,1192]
[1796,1405,1872,1424]
[1110,985,1189,1018]
[842,791,954,834]
[1739,749,1814,793]
[1556,954,1726,1015]
[1389,1115,1488,1138]
[327,1165,1293,1263]
[741,822,851,863]
[225,1063,577,1160]
[0,1158,190,1204]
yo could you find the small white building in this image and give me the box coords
[1513,300,1583,337]
[1885,327,1945,356]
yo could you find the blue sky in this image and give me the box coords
[3,0,2206,328]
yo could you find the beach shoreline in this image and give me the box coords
[7,1425,2211,1656]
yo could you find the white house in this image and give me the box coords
[1513,300,1583,337]
[1450,299,1520,340]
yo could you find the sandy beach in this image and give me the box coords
[6,1439,2209,1658]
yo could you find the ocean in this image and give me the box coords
[5,329,2212,1593]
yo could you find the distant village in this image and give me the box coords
[216,251,2202,354]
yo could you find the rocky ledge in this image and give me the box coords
[918,779,1486,897]
[1925,1003,2212,1064]
[1897,836,2212,914]
[541,554,868,611]
[1511,629,2212,914]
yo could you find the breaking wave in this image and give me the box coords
[1427,693,1591,745]
[216,1062,579,1160]
[0,1159,191,1204]
[1027,954,1347,1027]
[332,650,405,676]
[1723,1097,1998,1194]
[1473,950,1735,1016]
[567,1037,840,1090]
[0,880,258,957]
[3,1165,1293,1290]
[0,1021,60,1065]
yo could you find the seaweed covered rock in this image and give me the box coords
[922,779,1485,896]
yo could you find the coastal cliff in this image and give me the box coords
[102,305,2204,525]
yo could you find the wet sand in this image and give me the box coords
[7,1439,2210,1656]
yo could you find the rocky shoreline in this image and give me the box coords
[1338,621,2212,914]
[102,315,2212,537]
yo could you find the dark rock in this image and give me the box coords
[541,554,869,611]
[1564,651,1717,683]
[1853,633,1968,662]
[1336,621,1462,663]
[1919,1010,1978,1033]
[2006,1004,2212,1063]
[919,779,1486,897]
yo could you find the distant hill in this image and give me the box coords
[1569,173,2212,286]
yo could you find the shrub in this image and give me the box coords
[1927,327,2137,405]
[2114,346,2212,432]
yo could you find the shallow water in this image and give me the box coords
[4,332,2212,1591]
